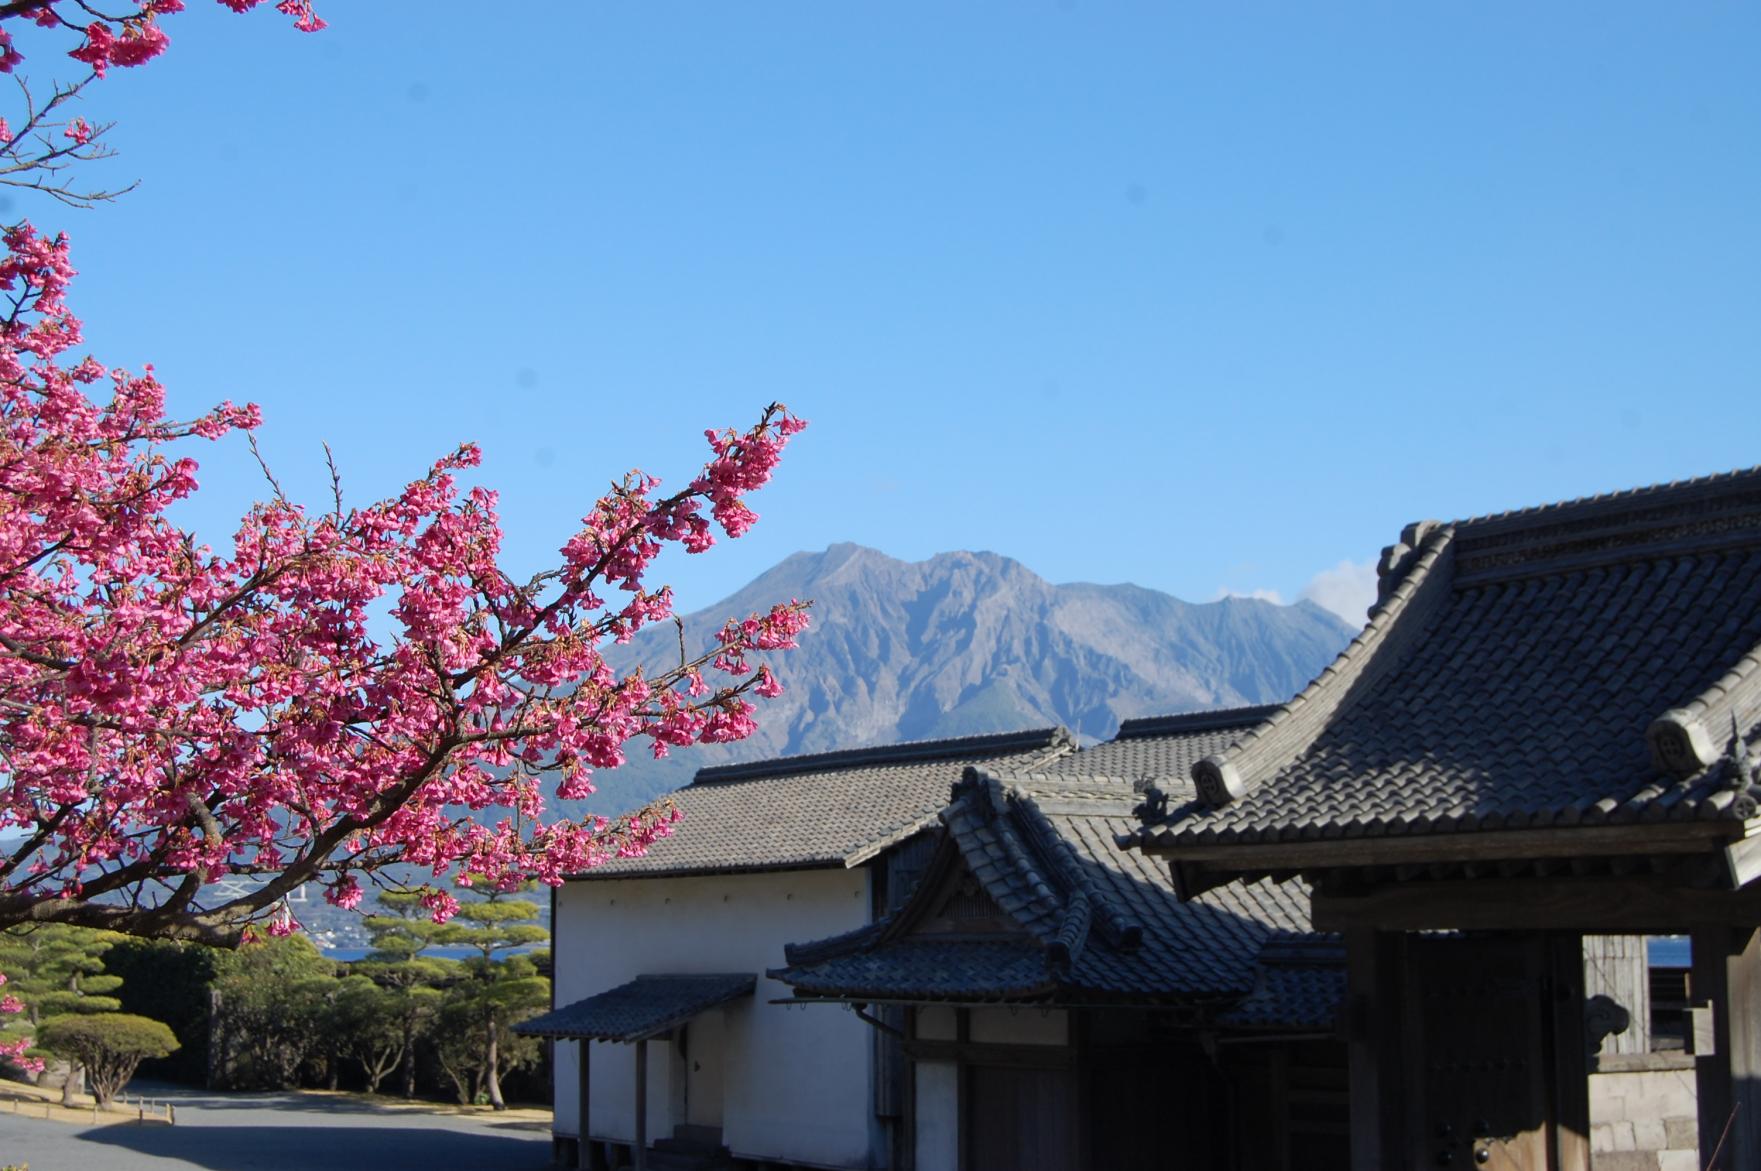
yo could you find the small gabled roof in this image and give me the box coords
[1042,705,1282,782]
[579,727,1076,880]
[772,763,1322,1016]
[1216,933,1346,1030]
[515,973,755,1042]
[1128,468,1761,873]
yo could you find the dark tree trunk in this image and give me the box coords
[399,1020,417,1099]
[485,1009,505,1110]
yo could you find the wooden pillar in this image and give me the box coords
[577,1039,597,1171]
[902,1007,917,1171]
[1071,1011,1090,1171]
[1344,929,1404,1171]
[1693,926,1761,1171]
[955,1008,970,1171]
[634,1040,649,1171]
[1547,932,1591,1171]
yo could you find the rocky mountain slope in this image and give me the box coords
[567,544,1356,814]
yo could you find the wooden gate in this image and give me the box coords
[1402,935,1575,1170]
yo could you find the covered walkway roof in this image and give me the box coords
[515,973,755,1043]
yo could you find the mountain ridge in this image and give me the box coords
[562,543,1356,815]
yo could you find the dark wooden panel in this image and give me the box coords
[1694,926,1761,1171]
[1087,1045,1223,1171]
[966,1065,1076,1171]
[1316,876,1761,933]
[1403,935,1552,1170]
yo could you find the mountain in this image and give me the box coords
[562,544,1357,816]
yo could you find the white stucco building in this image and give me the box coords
[520,727,1078,1170]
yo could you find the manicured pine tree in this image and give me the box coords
[355,891,461,1098]
[0,925,126,1103]
[438,885,550,1109]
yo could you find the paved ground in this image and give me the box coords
[0,1082,553,1171]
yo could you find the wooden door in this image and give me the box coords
[966,1064,1075,1171]
[684,1010,726,1129]
[1404,935,1552,1170]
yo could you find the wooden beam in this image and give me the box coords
[1312,876,1761,933]
[1726,835,1761,889]
[1695,926,1761,1171]
[902,1039,1076,1068]
[1151,822,1731,871]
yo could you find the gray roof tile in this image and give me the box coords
[580,727,1075,879]
[774,756,1332,1021]
[1137,469,1761,853]
[1042,705,1278,784]
[1217,934,1346,1030]
[515,973,755,1041]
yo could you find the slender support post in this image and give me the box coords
[1344,929,1404,1170]
[577,1039,595,1171]
[634,1039,649,1171]
[1547,932,1591,1171]
[902,1007,917,1171]
[1694,926,1761,1171]
[955,1008,970,1171]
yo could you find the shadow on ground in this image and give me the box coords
[76,1123,551,1171]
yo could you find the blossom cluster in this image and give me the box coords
[3,0,324,80]
[0,0,323,204]
[0,226,809,948]
[7,0,324,76]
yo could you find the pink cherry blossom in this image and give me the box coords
[0,225,811,949]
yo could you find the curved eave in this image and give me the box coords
[1144,818,1744,876]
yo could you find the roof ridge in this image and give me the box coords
[1180,525,1458,811]
[1648,634,1761,780]
[1450,466,1761,532]
[1001,770,1160,792]
[1443,468,1761,586]
[941,773,1067,942]
[1114,705,1282,740]
[691,725,1074,785]
[1009,789,1143,952]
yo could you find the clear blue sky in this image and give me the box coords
[17,2,1759,624]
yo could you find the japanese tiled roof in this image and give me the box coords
[1216,933,1346,1030]
[1127,469,1761,859]
[1043,705,1283,782]
[772,745,1329,1024]
[515,973,755,1042]
[577,727,1076,879]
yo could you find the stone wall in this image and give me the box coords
[1589,1055,1698,1171]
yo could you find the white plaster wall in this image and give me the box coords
[917,1005,956,1041]
[553,868,872,1169]
[914,1061,959,1171]
[970,1007,1067,1046]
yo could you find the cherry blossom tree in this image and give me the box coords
[0,1,325,207]
[0,265,811,939]
[0,0,814,1072]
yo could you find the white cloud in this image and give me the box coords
[1212,586,1285,605]
[1299,559,1379,627]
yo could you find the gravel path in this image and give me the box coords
[0,1083,552,1171]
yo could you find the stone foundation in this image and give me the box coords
[1588,1055,1698,1171]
